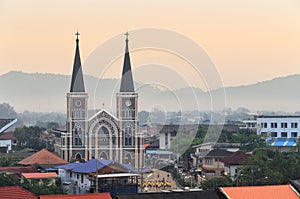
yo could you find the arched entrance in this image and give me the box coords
[100,151,108,160]
[125,153,133,164]
[75,153,82,162]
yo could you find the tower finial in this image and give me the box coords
[75,31,80,41]
[124,31,129,42]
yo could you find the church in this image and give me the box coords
[56,32,144,169]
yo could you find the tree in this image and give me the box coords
[201,177,233,190]
[0,103,17,118]
[13,126,46,150]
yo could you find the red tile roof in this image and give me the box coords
[0,166,37,173]
[22,172,58,179]
[0,132,16,140]
[18,148,68,166]
[220,185,299,199]
[222,151,251,165]
[0,186,37,199]
[39,193,112,199]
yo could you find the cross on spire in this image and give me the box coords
[75,31,80,40]
[125,31,129,41]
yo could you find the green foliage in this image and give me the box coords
[0,155,15,166]
[0,173,20,186]
[239,148,300,185]
[0,173,63,195]
[13,126,46,151]
[201,177,233,190]
[0,103,17,118]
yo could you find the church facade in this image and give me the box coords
[57,33,144,169]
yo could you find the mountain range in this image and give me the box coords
[0,71,299,113]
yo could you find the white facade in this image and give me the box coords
[257,116,300,139]
[58,168,91,194]
[0,140,12,151]
[159,132,171,149]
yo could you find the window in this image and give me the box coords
[98,126,109,146]
[205,158,212,165]
[77,174,79,179]
[70,172,72,178]
[165,133,169,147]
[271,123,277,128]
[125,123,133,146]
[260,122,267,128]
[281,123,287,128]
[291,132,298,137]
[291,123,298,128]
[81,174,84,183]
[271,132,277,137]
[281,132,287,138]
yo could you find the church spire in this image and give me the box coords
[120,32,135,92]
[70,31,85,92]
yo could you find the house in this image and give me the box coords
[39,193,112,199]
[0,186,37,199]
[195,149,233,178]
[0,132,17,152]
[56,159,139,195]
[222,151,251,180]
[217,184,299,199]
[192,142,240,173]
[0,118,18,152]
[18,148,68,170]
[22,172,59,185]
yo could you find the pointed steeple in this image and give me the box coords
[70,32,85,92]
[120,32,135,92]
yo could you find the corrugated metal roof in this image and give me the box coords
[40,193,111,199]
[56,162,83,170]
[22,172,58,179]
[220,185,299,199]
[72,159,112,173]
[0,186,37,199]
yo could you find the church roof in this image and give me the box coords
[18,148,68,166]
[70,32,85,92]
[88,109,119,122]
[120,32,135,92]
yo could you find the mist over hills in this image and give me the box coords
[0,71,300,113]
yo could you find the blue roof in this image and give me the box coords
[72,159,112,173]
[56,162,83,170]
[286,140,296,147]
[122,164,135,172]
[271,139,297,147]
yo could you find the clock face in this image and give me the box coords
[75,99,82,107]
[125,99,132,107]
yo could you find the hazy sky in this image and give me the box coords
[0,0,299,87]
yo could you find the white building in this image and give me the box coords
[257,116,300,148]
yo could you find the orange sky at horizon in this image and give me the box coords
[0,0,299,88]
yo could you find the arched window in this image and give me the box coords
[125,153,132,164]
[98,126,109,147]
[124,123,133,146]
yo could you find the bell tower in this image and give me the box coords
[116,32,143,168]
[64,32,88,162]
